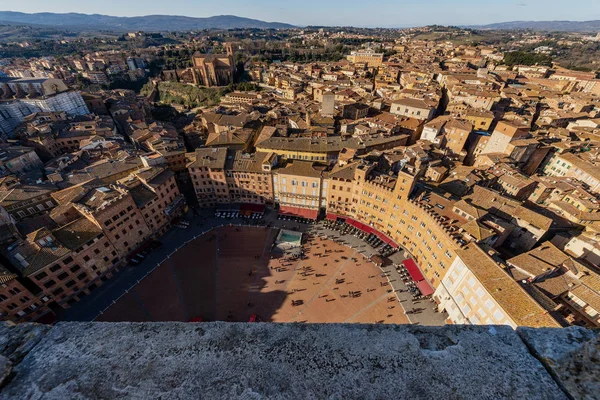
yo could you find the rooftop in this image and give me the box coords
[457,244,561,328]
[188,148,228,169]
[507,242,575,278]
[225,150,272,173]
[257,135,407,154]
[274,160,324,178]
[52,218,102,250]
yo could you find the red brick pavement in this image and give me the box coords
[98,227,408,324]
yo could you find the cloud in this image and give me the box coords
[516,2,527,6]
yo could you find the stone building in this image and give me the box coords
[6,224,118,314]
[443,119,473,156]
[188,148,276,208]
[191,53,235,87]
[436,244,561,327]
[0,146,43,175]
[0,166,187,322]
[119,168,185,236]
[0,263,47,322]
[52,181,152,259]
[346,50,384,67]
[272,161,326,219]
[0,183,58,221]
[507,242,600,328]
[390,98,436,121]
[224,151,276,206]
[187,147,229,208]
[481,120,530,155]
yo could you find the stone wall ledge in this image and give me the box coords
[0,322,597,399]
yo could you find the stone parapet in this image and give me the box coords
[0,322,597,399]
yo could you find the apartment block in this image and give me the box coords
[346,50,384,67]
[543,152,600,194]
[481,120,530,155]
[0,265,48,322]
[436,245,560,327]
[273,161,326,219]
[188,148,276,208]
[119,167,185,236]
[390,98,436,121]
[52,181,152,258]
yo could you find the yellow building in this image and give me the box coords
[347,50,384,68]
[436,245,560,327]
[272,161,326,219]
[184,147,562,328]
[256,136,409,164]
[465,109,494,131]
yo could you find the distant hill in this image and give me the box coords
[476,20,600,32]
[0,12,296,31]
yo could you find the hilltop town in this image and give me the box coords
[0,25,598,330]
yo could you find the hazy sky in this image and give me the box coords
[4,0,600,27]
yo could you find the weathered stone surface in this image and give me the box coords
[0,355,11,387]
[0,321,50,364]
[518,326,599,400]
[2,322,567,399]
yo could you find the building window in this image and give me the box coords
[493,310,504,322]
[35,271,48,280]
[43,280,56,289]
